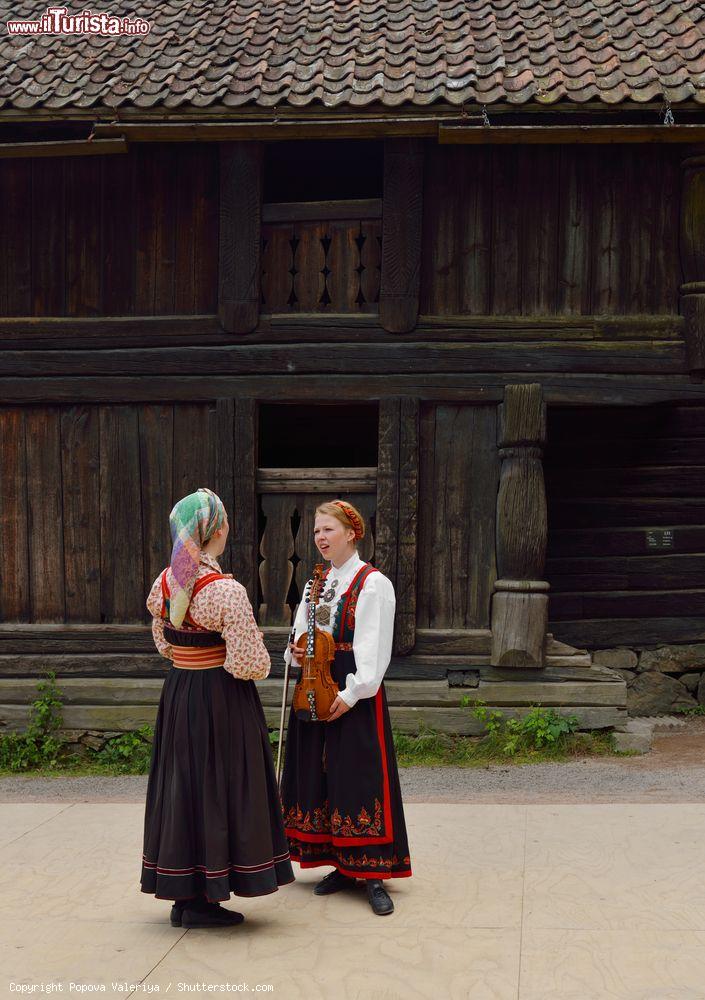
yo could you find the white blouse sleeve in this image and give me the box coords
[338,572,396,708]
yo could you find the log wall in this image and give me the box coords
[545,402,705,646]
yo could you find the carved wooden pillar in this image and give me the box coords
[680,146,705,373]
[379,138,424,333]
[218,142,263,334]
[491,383,549,667]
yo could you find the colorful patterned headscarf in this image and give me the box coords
[167,488,226,628]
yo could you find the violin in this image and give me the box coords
[292,563,338,722]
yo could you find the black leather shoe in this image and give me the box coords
[182,899,245,928]
[169,898,192,927]
[366,879,394,915]
[313,869,358,895]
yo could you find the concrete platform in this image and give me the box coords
[2,801,705,999]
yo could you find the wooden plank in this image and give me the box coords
[3,373,705,406]
[99,406,143,622]
[551,589,705,619]
[262,199,382,223]
[261,223,294,312]
[2,340,686,379]
[491,146,521,315]
[417,405,498,629]
[219,141,263,333]
[174,144,199,314]
[172,402,216,500]
[520,145,560,315]
[215,398,235,575]
[233,397,257,604]
[134,144,159,314]
[138,404,174,599]
[550,617,705,646]
[258,467,376,493]
[61,406,101,622]
[0,312,685,347]
[193,143,219,314]
[0,702,628,735]
[438,124,705,144]
[0,409,29,620]
[473,681,626,708]
[379,138,423,332]
[547,553,705,590]
[0,160,32,315]
[0,139,126,158]
[25,408,64,621]
[375,398,401,584]
[101,151,135,315]
[359,217,382,308]
[65,157,102,316]
[292,220,326,311]
[31,157,65,315]
[258,494,294,625]
[396,397,419,653]
[557,145,591,315]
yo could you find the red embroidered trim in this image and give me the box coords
[336,564,378,642]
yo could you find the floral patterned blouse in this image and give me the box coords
[146,551,271,681]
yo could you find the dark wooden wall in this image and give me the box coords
[420,144,682,316]
[0,403,218,622]
[416,404,500,629]
[0,144,218,317]
[545,403,705,646]
[0,141,684,323]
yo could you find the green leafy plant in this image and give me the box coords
[0,671,66,772]
[675,703,705,716]
[461,697,580,756]
[94,725,154,773]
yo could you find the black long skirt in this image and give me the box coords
[140,664,295,902]
[280,650,412,880]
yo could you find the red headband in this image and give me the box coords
[332,500,364,540]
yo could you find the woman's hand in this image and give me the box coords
[288,642,303,665]
[326,695,351,722]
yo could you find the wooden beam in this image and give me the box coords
[215,398,235,574]
[0,138,127,158]
[491,384,549,668]
[0,340,686,377]
[232,397,258,606]
[2,372,705,405]
[91,117,473,142]
[219,142,263,334]
[439,124,705,145]
[379,138,424,333]
[0,313,684,350]
[262,199,382,223]
[257,467,376,493]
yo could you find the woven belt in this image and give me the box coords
[335,642,353,651]
[171,643,227,670]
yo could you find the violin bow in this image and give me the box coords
[275,619,296,788]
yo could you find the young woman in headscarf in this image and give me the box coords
[141,487,294,927]
[279,500,412,916]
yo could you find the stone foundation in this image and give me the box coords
[593,644,705,716]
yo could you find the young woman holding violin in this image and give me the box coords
[279,499,412,915]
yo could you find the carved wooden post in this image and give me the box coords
[379,138,424,334]
[218,142,263,334]
[491,383,549,667]
[680,146,705,373]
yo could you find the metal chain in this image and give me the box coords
[662,96,675,126]
[481,104,491,126]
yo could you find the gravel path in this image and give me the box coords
[2,718,704,804]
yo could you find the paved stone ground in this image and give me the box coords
[2,716,704,803]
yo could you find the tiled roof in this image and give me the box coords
[1,0,705,112]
